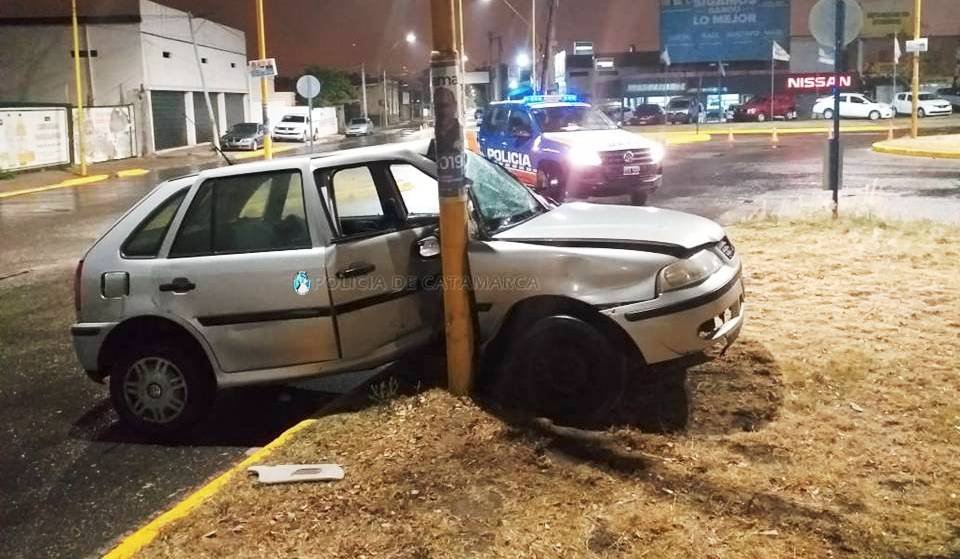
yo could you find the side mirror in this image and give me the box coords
[417,235,441,259]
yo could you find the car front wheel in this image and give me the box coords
[537,165,566,203]
[823,109,835,120]
[109,344,214,438]
[869,110,880,120]
[756,112,766,122]
[918,108,926,118]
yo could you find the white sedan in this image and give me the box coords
[812,94,894,120]
[893,92,953,117]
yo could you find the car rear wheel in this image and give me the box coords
[537,165,566,203]
[630,192,648,206]
[494,315,627,427]
[822,108,834,120]
[109,344,214,438]
[756,112,766,122]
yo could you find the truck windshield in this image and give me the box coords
[281,116,305,123]
[531,106,617,132]
[465,152,546,234]
[349,118,367,125]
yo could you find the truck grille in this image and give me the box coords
[598,148,657,180]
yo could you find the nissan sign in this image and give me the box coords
[785,73,855,91]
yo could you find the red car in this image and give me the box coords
[733,94,798,122]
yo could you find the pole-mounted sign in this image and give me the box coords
[248,58,278,78]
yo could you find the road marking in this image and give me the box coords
[101,418,317,559]
[116,168,150,178]
[0,174,110,200]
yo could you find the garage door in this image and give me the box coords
[193,93,220,144]
[151,90,186,151]
[225,93,246,128]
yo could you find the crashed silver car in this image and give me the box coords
[71,144,744,436]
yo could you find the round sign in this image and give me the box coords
[296,75,322,99]
[809,0,864,48]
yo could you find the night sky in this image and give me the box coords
[5,0,655,76]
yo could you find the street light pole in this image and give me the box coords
[361,63,368,119]
[530,0,537,90]
[255,0,272,159]
[910,0,922,139]
[70,0,87,176]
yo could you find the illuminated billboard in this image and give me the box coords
[660,0,791,63]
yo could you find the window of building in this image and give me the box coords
[162,51,171,59]
[230,62,237,68]
[70,49,98,58]
[201,57,208,64]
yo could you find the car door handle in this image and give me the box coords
[159,277,196,293]
[336,262,376,279]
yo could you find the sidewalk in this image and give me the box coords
[871,133,960,159]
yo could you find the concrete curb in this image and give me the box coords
[871,142,960,159]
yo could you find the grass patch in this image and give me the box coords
[136,217,960,559]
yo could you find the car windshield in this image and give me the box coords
[281,115,305,123]
[349,118,367,125]
[918,93,938,101]
[464,152,546,234]
[531,106,617,132]
[637,105,661,114]
[231,124,259,134]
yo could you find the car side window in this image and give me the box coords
[487,108,509,135]
[323,165,397,238]
[389,164,439,217]
[851,96,865,104]
[169,170,310,257]
[508,110,533,136]
[121,188,188,258]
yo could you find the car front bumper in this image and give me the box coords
[272,131,305,141]
[924,107,953,116]
[222,141,257,150]
[602,266,745,365]
[568,167,662,200]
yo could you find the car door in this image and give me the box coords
[155,163,339,373]
[479,107,509,156]
[505,108,537,183]
[316,161,442,361]
[848,95,869,117]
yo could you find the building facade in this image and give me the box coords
[0,0,252,154]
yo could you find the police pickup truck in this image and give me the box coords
[478,95,663,205]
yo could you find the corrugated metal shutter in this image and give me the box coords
[193,93,220,144]
[225,93,246,127]
[151,90,186,150]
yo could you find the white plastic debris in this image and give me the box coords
[248,464,345,484]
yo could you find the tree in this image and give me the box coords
[296,66,356,107]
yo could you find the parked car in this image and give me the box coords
[629,104,667,126]
[71,144,744,436]
[345,117,375,137]
[724,105,739,122]
[732,95,797,122]
[272,112,322,142]
[220,123,265,151]
[893,92,953,117]
[665,97,693,124]
[935,87,960,110]
[812,94,894,120]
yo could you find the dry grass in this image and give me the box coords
[140,217,960,559]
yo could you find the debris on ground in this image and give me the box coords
[247,464,345,485]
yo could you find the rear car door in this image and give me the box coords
[316,161,442,360]
[155,164,338,373]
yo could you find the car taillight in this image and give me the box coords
[74,259,83,317]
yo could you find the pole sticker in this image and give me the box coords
[431,59,465,198]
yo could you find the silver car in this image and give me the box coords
[345,117,374,137]
[71,144,744,436]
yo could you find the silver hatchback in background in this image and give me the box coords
[72,144,744,437]
[345,117,374,137]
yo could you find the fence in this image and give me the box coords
[0,106,71,172]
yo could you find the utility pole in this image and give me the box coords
[910,0,922,138]
[829,0,844,218]
[456,0,466,119]
[382,69,389,127]
[430,0,474,395]
[361,63,368,119]
[255,0,273,159]
[189,13,220,150]
[70,0,87,176]
[530,0,537,91]
[539,0,556,94]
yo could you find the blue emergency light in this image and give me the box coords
[522,94,580,104]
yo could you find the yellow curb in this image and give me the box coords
[871,142,960,159]
[231,143,299,160]
[0,174,110,199]
[116,168,150,178]
[102,418,318,559]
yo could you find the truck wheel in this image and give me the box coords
[537,166,566,203]
[494,315,626,427]
[109,343,214,439]
[822,109,834,120]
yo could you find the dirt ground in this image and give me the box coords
[138,217,960,559]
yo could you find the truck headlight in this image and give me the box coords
[569,147,602,166]
[649,142,665,164]
[657,250,723,294]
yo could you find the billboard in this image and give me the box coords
[0,107,71,172]
[660,0,790,63]
[862,0,911,38]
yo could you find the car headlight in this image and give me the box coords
[657,249,723,294]
[569,147,602,167]
[648,142,665,164]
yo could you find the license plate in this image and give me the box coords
[623,165,641,176]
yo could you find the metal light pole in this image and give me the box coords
[361,63,368,119]
[255,0,272,159]
[829,0,845,218]
[189,13,221,150]
[910,0,922,138]
[430,0,474,395]
[71,0,87,176]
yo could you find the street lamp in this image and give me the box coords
[516,52,530,68]
[405,32,417,45]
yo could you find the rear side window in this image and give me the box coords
[170,170,310,257]
[121,189,188,258]
[485,107,509,134]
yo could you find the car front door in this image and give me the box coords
[505,109,537,184]
[316,161,442,361]
[155,163,339,373]
[848,95,869,117]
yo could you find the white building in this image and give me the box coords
[0,0,252,153]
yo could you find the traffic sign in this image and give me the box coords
[809,0,864,48]
[905,38,929,53]
[296,75,322,99]
[248,58,278,78]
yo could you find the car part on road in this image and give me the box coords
[248,464,345,484]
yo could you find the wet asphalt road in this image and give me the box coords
[1,129,958,559]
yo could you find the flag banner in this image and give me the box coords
[772,41,791,62]
[660,48,671,67]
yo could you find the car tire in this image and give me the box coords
[869,110,880,121]
[756,112,766,122]
[537,165,566,203]
[823,109,834,120]
[918,108,926,118]
[109,343,214,439]
[630,192,648,206]
[495,315,627,427]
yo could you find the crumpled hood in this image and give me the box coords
[541,129,658,152]
[494,202,725,252]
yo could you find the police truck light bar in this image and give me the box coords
[522,94,580,104]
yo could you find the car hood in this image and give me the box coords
[493,202,725,253]
[541,129,657,151]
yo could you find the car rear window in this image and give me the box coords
[121,188,188,258]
